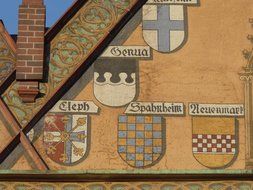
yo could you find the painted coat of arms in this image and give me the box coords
[44,114,89,165]
[142,1,199,53]
[94,59,137,107]
[142,4,186,53]
[118,115,165,168]
[192,117,238,169]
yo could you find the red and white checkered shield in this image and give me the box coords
[192,117,238,169]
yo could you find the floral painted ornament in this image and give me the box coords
[44,114,89,165]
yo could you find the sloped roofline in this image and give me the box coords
[0,0,148,169]
[0,20,16,54]
[0,20,16,93]
[45,0,88,43]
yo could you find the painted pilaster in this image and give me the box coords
[240,20,253,168]
[240,69,253,167]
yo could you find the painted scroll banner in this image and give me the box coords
[189,103,244,117]
[44,100,97,165]
[125,102,184,115]
[101,46,151,58]
[50,100,99,114]
[119,101,182,168]
[146,0,199,5]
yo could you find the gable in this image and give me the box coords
[23,0,252,171]
[0,21,16,88]
[0,0,253,185]
[2,0,146,129]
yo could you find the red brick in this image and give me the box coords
[28,49,43,54]
[35,31,44,36]
[34,55,44,60]
[17,49,27,55]
[27,61,41,66]
[36,9,45,15]
[18,37,28,42]
[19,19,34,25]
[19,14,28,19]
[19,8,35,14]
[29,25,45,31]
[34,43,44,48]
[18,25,28,31]
[18,31,34,37]
[25,73,43,80]
[17,61,27,67]
[28,37,44,43]
[17,55,33,60]
[23,0,44,6]
[33,67,43,73]
[16,67,32,73]
[29,14,45,20]
[29,5,45,8]
[17,0,45,85]
[35,20,45,25]
[18,43,33,48]
[16,73,26,80]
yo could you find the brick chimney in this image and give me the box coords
[16,0,45,103]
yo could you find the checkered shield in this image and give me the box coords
[118,115,165,168]
[142,4,186,53]
[192,117,238,169]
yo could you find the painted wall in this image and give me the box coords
[2,0,252,172]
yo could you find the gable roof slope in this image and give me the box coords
[0,20,16,93]
[0,0,148,167]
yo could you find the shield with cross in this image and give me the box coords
[142,4,186,53]
[43,113,89,165]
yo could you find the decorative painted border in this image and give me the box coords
[0,181,252,190]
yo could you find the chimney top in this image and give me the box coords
[22,0,44,5]
[17,0,46,103]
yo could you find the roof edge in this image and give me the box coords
[23,0,148,134]
[0,20,16,91]
[45,0,88,43]
[0,20,17,53]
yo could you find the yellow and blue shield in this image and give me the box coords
[118,115,165,168]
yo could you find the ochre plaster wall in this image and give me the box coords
[13,0,253,171]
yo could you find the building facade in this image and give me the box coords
[0,0,252,189]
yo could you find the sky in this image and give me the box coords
[0,0,75,34]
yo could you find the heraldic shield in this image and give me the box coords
[94,59,137,107]
[192,117,238,169]
[118,115,165,168]
[142,4,186,53]
[44,114,89,165]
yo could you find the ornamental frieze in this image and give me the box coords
[2,0,139,127]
